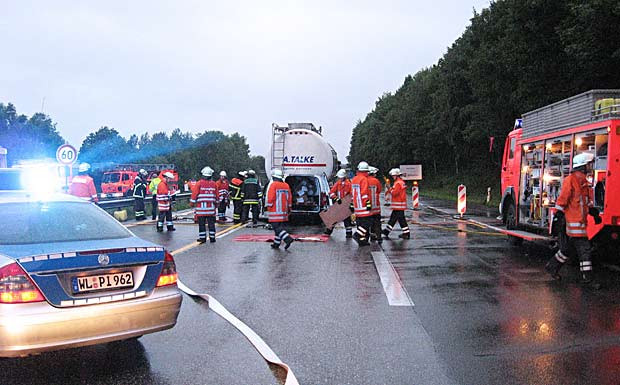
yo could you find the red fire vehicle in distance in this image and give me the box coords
[99,164,178,197]
[499,90,620,256]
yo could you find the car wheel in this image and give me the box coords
[505,202,523,246]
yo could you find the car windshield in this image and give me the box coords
[102,173,120,183]
[0,201,132,245]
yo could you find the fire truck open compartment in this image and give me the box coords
[501,90,620,248]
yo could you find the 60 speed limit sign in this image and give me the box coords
[56,144,78,165]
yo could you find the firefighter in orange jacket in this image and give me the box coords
[368,166,383,243]
[69,163,98,203]
[191,167,219,243]
[325,169,353,238]
[156,172,176,232]
[216,171,230,222]
[351,161,373,246]
[382,168,410,239]
[266,169,294,249]
[545,153,601,288]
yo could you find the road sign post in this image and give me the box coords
[411,183,419,210]
[399,164,422,181]
[56,144,77,190]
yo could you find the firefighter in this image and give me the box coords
[544,153,602,289]
[241,169,262,225]
[266,169,294,249]
[229,171,246,223]
[156,172,176,232]
[132,169,148,220]
[325,169,353,238]
[149,173,162,220]
[191,167,219,243]
[69,163,98,203]
[368,166,383,243]
[382,168,410,239]
[216,171,230,222]
[351,161,373,246]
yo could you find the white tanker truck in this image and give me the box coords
[265,123,339,219]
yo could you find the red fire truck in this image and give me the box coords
[499,90,620,256]
[98,164,178,197]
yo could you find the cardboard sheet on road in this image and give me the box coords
[320,195,353,228]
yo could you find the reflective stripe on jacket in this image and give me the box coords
[368,176,382,215]
[351,172,371,217]
[191,179,218,216]
[132,176,147,199]
[216,179,229,202]
[556,171,592,238]
[229,178,243,200]
[241,178,262,204]
[266,180,292,222]
[156,180,171,211]
[389,178,407,211]
[329,179,352,200]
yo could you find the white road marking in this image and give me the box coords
[371,250,414,307]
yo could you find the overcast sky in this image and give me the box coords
[1,0,489,162]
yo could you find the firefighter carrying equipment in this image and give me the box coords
[329,177,352,201]
[69,174,98,202]
[352,170,372,246]
[132,174,148,220]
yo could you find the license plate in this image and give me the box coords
[72,272,134,293]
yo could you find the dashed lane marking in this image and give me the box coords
[371,250,414,307]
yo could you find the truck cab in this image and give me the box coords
[101,170,137,197]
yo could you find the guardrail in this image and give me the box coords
[98,192,192,210]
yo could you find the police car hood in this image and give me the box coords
[0,236,159,259]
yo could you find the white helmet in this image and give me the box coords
[572,153,595,169]
[163,171,174,179]
[201,166,214,177]
[357,161,369,171]
[248,169,256,176]
[336,169,347,178]
[220,171,227,177]
[78,163,90,173]
[271,169,283,179]
[368,166,378,175]
[389,168,401,176]
[139,169,148,177]
[238,171,247,177]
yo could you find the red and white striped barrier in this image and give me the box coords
[457,184,466,218]
[411,185,419,210]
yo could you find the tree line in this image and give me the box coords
[0,103,264,180]
[348,0,620,188]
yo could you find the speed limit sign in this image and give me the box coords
[56,144,78,165]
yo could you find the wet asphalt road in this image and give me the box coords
[4,200,620,384]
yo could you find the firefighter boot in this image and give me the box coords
[157,227,163,233]
[544,258,563,281]
[167,226,176,232]
[398,233,410,239]
[345,228,353,238]
[324,227,333,236]
[382,229,390,239]
[197,238,206,244]
[270,242,280,249]
[284,237,294,250]
[580,271,601,290]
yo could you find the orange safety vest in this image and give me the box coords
[156,180,172,212]
[368,175,382,215]
[389,178,407,211]
[329,178,352,200]
[351,172,371,217]
[191,179,218,216]
[266,180,292,222]
[556,171,592,238]
[69,175,98,202]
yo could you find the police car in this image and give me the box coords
[0,189,182,357]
